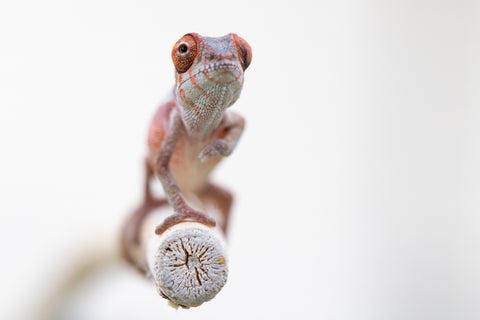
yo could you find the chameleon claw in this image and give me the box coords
[155,210,216,235]
[199,140,231,162]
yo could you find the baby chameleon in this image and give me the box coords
[125,33,251,252]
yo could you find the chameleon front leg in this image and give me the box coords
[154,109,216,235]
[198,112,245,162]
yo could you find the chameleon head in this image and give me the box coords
[171,33,252,135]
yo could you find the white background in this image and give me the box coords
[1,0,479,319]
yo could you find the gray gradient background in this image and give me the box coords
[1,0,479,319]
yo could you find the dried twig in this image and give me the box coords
[121,194,229,308]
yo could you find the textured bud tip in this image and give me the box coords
[147,222,228,308]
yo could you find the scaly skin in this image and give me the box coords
[122,33,251,260]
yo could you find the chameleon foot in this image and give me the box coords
[155,209,216,236]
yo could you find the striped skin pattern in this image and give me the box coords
[175,34,246,136]
[143,33,252,236]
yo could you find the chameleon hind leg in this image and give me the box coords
[121,158,168,271]
[198,183,233,234]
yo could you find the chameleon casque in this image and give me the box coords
[123,33,252,269]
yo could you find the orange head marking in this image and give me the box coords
[171,33,252,136]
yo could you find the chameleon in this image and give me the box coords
[122,33,252,267]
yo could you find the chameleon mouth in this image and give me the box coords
[180,61,242,86]
[203,61,242,84]
[203,61,239,73]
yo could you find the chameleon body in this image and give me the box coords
[123,33,251,259]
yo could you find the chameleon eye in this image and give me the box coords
[172,34,198,74]
[233,34,252,71]
[179,44,188,53]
